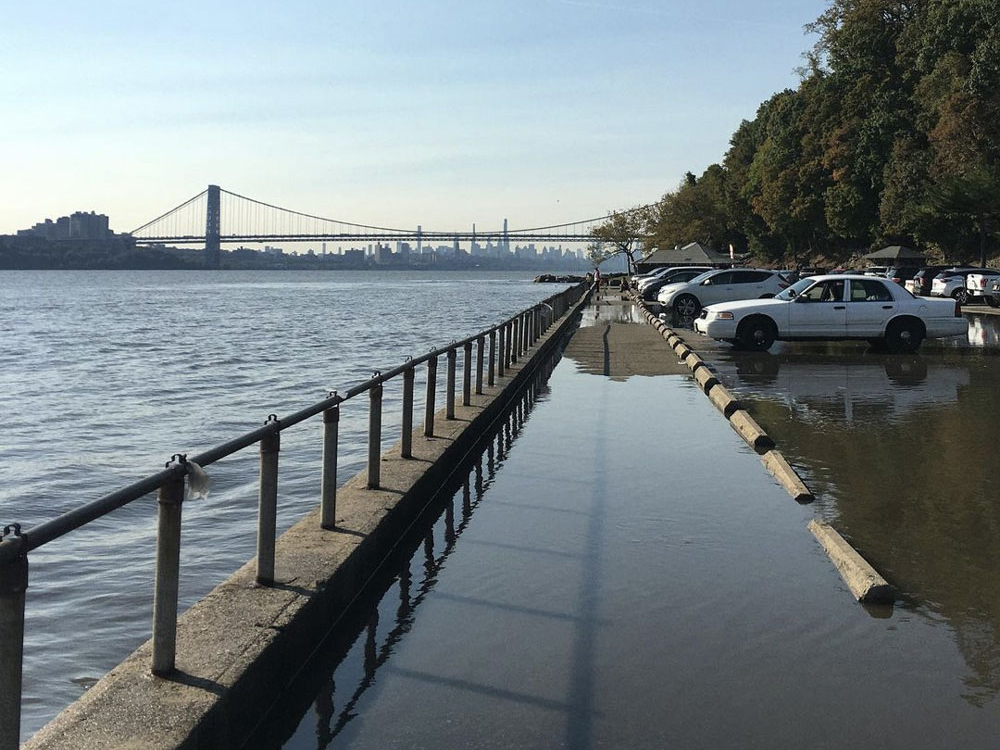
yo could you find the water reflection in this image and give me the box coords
[727,352,968,424]
[965,313,1000,348]
[243,355,558,749]
[721,347,1000,705]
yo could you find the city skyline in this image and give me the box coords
[2,0,829,235]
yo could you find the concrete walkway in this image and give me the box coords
[563,293,688,379]
[258,291,1000,750]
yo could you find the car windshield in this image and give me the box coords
[776,277,815,300]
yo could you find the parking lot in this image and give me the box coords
[665,304,1000,713]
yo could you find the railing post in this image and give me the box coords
[424,355,437,437]
[488,330,496,386]
[152,469,185,675]
[497,326,505,378]
[0,530,28,750]
[401,367,414,458]
[257,417,280,586]
[511,317,519,363]
[446,349,456,419]
[321,396,339,530]
[463,342,472,406]
[368,381,383,489]
[476,336,485,395]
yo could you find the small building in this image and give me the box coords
[863,245,925,266]
[635,242,732,274]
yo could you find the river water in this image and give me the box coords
[1,270,567,742]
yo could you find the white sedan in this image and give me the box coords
[692,274,968,352]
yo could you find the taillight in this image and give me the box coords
[892,276,901,283]
[778,281,789,289]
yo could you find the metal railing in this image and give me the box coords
[0,282,587,749]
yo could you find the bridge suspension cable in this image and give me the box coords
[130,186,656,245]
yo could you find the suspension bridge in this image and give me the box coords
[130,185,644,267]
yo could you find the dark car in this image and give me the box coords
[908,265,951,296]
[885,266,920,286]
[641,266,713,301]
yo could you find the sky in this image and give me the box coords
[0,0,831,236]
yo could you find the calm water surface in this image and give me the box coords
[1,270,566,741]
[686,314,1000,715]
[252,304,1000,749]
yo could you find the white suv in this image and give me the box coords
[657,268,789,318]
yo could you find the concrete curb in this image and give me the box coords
[707,383,741,418]
[761,450,813,503]
[629,295,896,606]
[693,366,719,393]
[808,521,895,603]
[728,409,776,454]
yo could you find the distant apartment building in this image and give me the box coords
[18,211,112,240]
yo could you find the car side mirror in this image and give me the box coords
[702,279,712,285]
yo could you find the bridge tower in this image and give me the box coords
[205,184,221,269]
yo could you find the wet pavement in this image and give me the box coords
[254,295,1000,749]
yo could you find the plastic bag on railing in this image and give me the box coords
[185,461,213,500]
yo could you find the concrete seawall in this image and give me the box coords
[24,290,590,750]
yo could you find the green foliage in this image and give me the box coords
[590,207,652,274]
[646,0,1000,267]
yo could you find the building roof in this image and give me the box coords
[863,245,925,261]
[639,242,732,267]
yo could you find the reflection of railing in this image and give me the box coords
[296,378,541,748]
[0,284,586,749]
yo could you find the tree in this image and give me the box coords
[590,206,652,275]
[585,241,614,270]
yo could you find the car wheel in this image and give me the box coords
[885,317,925,353]
[672,294,701,318]
[952,287,969,305]
[737,316,776,351]
[986,296,1000,308]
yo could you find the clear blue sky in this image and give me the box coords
[1,0,829,235]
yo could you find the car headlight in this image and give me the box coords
[712,311,735,320]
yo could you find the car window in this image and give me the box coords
[850,279,893,302]
[687,270,716,284]
[733,270,771,283]
[799,280,845,302]
[706,271,732,285]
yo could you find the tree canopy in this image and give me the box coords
[639,0,1000,267]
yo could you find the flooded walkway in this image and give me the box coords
[268,294,1000,749]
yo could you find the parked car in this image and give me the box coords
[657,268,789,318]
[965,270,1000,306]
[885,266,920,286]
[631,266,676,286]
[636,265,700,292]
[863,266,890,277]
[692,274,968,352]
[905,265,951,296]
[930,267,991,304]
[639,266,712,300]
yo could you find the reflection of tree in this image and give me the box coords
[740,358,1000,703]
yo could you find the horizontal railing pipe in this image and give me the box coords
[0,281,587,744]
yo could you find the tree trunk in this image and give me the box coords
[980,213,988,268]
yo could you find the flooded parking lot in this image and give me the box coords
[681,309,1000,710]
[253,301,1000,749]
